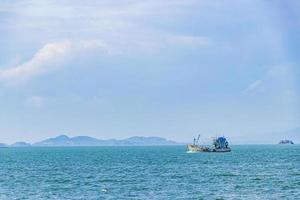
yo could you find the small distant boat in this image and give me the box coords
[278,140,294,145]
[187,135,231,153]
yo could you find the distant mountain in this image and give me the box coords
[0,143,8,148]
[34,135,73,146]
[32,135,179,147]
[11,142,31,147]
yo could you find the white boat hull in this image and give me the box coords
[186,144,231,153]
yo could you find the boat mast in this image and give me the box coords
[196,134,200,145]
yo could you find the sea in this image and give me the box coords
[0,145,299,200]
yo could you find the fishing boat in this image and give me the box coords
[186,135,210,153]
[212,136,231,152]
[187,135,231,153]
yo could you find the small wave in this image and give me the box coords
[101,188,108,192]
[282,185,292,190]
[218,173,237,177]
[234,185,242,189]
[290,173,300,176]
[186,151,197,154]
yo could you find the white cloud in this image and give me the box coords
[0,34,211,85]
[0,40,108,84]
[244,79,263,93]
[243,64,297,96]
[0,41,72,84]
[0,0,211,51]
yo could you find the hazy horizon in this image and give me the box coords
[0,0,299,144]
[2,127,300,145]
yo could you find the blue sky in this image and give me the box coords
[0,0,299,144]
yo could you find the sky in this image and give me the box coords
[0,0,299,144]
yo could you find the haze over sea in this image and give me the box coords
[1,145,299,199]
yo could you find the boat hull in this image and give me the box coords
[186,144,231,153]
[187,144,210,152]
[212,148,231,153]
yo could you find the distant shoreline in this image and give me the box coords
[1,135,183,147]
[1,133,298,147]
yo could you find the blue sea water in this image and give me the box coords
[0,145,299,199]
